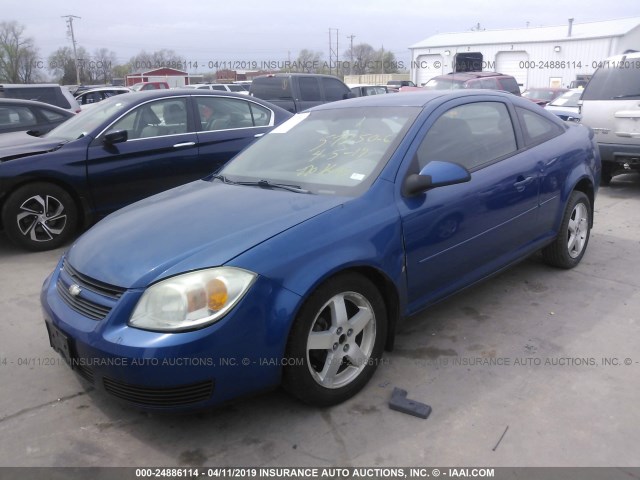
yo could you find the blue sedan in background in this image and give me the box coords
[0,90,291,251]
[41,90,600,411]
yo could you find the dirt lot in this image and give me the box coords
[0,174,638,467]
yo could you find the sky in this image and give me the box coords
[3,0,639,72]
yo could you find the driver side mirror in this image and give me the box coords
[403,161,471,197]
[103,129,128,145]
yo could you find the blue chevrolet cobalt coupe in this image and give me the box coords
[0,90,291,251]
[41,90,600,411]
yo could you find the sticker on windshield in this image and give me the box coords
[270,112,310,134]
[350,173,366,181]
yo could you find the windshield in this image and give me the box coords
[548,90,582,107]
[221,106,420,196]
[44,95,137,141]
[423,77,466,90]
[522,89,563,101]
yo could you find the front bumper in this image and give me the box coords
[40,257,301,411]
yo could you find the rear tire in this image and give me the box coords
[542,191,591,269]
[2,183,78,251]
[600,166,612,186]
[282,273,387,406]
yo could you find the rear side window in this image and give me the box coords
[194,97,271,131]
[39,108,67,122]
[298,77,321,101]
[0,106,37,129]
[582,63,640,100]
[321,77,349,101]
[251,77,292,100]
[516,107,564,146]
[479,78,498,89]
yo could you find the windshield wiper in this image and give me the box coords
[211,175,309,193]
[237,179,311,194]
[210,174,235,185]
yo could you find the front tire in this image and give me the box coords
[542,191,591,269]
[2,183,78,251]
[282,273,387,406]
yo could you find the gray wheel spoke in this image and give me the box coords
[345,344,367,367]
[347,308,373,336]
[39,222,62,239]
[16,213,38,236]
[308,331,335,350]
[45,196,65,218]
[328,295,349,328]
[318,351,343,387]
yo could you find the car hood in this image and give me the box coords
[66,180,345,289]
[0,132,67,162]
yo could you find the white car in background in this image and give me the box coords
[75,87,131,107]
[544,88,583,122]
[579,51,640,185]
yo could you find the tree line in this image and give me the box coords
[0,20,400,85]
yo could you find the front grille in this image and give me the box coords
[103,377,214,407]
[56,259,126,321]
[75,363,95,384]
[63,259,125,300]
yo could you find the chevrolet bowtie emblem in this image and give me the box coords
[69,284,82,297]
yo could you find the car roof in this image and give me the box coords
[310,89,521,110]
[0,97,74,114]
[253,73,342,79]
[433,71,510,80]
[106,89,291,115]
[76,87,130,95]
[0,83,62,88]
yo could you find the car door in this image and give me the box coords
[86,96,200,217]
[193,95,276,172]
[514,105,569,232]
[397,98,541,312]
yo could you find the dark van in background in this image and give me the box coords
[249,73,353,113]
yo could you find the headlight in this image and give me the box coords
[129,267,257,332]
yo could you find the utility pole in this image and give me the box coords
[62,15,81,85]
[347,35,355,75]
[329,28,339,76]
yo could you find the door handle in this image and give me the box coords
[173,142,196,148]
[513,176,534,192]
[254,133,265,138]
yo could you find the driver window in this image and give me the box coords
[416,102,517,171]
[109,98,188,140]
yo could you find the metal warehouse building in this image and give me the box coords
[409,17,640,91]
